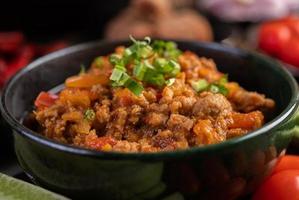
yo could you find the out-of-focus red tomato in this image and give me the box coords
[279,38,299,67]
[253,170,299,200]
[34,92,58,109]
[0,32,24,53]
[253,155,299,200]
[258,23,291,56]
[279,16,299,35]
[273,155,299,174]
[258,15,299,68]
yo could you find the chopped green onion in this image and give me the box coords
[129,35,138,44]
[209,84,219,93]
[216,84,229,96]
[109,54,122,65]
[166,78,176,86]
[118,72,130,86]
[154,58,170,73]
[154,58,167,68]
[110,68,124,82]
[84,109,95,121]
[168,60,181,76]
[93,57,104,68]
[152,40,181,59]
[139,45,153,59]
[109,37,184,95]
[115,64,126,71]
[133,63,147,80]
[145,73,165,87]
[144,36,151,44]
[125,79,144,96]
[165,41,177,50]
[79,64,86,75]
[191,79,209,92]
[209,84,229,96]
[218,74,228,85]
[124,48,133,57]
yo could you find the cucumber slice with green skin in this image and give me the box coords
[0,173,69,200]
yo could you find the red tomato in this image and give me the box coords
[34,92,58,109]
[258,23,291,56]
[273,155,299,173]
[279,16,299,36]
[253,170,299,200]
[279,38,299,67]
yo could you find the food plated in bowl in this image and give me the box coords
[31,37,275,153]
[1,38,299,199]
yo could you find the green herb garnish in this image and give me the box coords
[110,68,124,82]
[191,79,209,92]
[109,36,182,95]
[84,109,95,121]
[218,74,228,85]
[79,64,86,75]
[124,79,144,96]
[152,40,182,59]
[209,84,229,96]
[93,56,104,68]
[166,78,176,86]
[191,75,229,96]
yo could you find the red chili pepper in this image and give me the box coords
[0,32,25,54]
[3,45,35,84]
[34,92,58,109]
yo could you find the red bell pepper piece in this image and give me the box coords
[34,92,58,109]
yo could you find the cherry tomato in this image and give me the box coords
[253,170,299,200]
[273,155,299,173]
[279,38,299,67]
[258,23,291,56]
[279,16,299,36]
[34,92,58,109]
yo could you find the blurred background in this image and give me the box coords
[1,0,299,175]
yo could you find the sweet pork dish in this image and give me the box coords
[32,37,275,153]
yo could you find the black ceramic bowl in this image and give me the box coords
[1,40,299,200]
